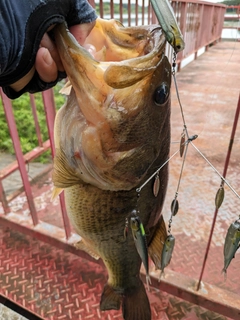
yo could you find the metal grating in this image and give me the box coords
[0,226,229,320]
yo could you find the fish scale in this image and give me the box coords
[66,185,141,286]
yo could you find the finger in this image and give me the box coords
[69,20,96,45]
[35,47,58,83]
[10,67,35,92]
[40,32,64,71]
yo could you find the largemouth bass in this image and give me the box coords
[53,18,171,320]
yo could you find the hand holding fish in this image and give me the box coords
[10,22,96,93]
[0,0,97,99]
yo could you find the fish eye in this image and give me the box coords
[153,83,169,106]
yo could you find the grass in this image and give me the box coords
[0,83,66,163]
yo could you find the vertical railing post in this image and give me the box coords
[0,180,10,214]
[208,5,214,46]
[119,0,123,22]
[42,89,72,239]
[0,89,38,225]
[42,90,56,157]
[136,0,139,26]
[99,0,103,18]
[195,3,204,60]
[177,1,188,70]
[30,94,43,147]
[142,0,145,25]
[128,0,131,26]
[148,0,151,25]
[110,0,114,19]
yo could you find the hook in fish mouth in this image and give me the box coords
[150,27,162,34]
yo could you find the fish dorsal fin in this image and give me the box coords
[52,147,81,188]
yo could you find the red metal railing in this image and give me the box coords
[1,1,239,319]
[172,0,226,63]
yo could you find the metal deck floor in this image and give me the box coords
[0,226,229,320]
[0,41,240,319]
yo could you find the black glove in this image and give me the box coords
[0,0,97,99]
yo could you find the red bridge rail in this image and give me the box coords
[1,1,239,319]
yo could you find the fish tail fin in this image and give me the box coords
[122,280,151,320]
[100,284,121,311]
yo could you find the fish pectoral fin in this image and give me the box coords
[148,215,167,270]
[74,239,100,260]
[52,147,81,188]
[100,284,122,311]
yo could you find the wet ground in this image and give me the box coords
[164,40,240,294]
[0,40,239,319]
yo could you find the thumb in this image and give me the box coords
[35,47,58,82]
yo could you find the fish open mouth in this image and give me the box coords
[54,18,167,91]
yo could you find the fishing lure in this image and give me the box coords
[222,219,240,274]
[153,173,160,197]
[159,234,175,279]
[130,216,151,288]
[215,186,225,209]
[179,131,185,157]
[171,199,179,216]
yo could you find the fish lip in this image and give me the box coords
[54,22,98,63]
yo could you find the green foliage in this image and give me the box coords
[0,83,66,163]
[221,0,240,6]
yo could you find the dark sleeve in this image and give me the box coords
[0,0,97,98]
